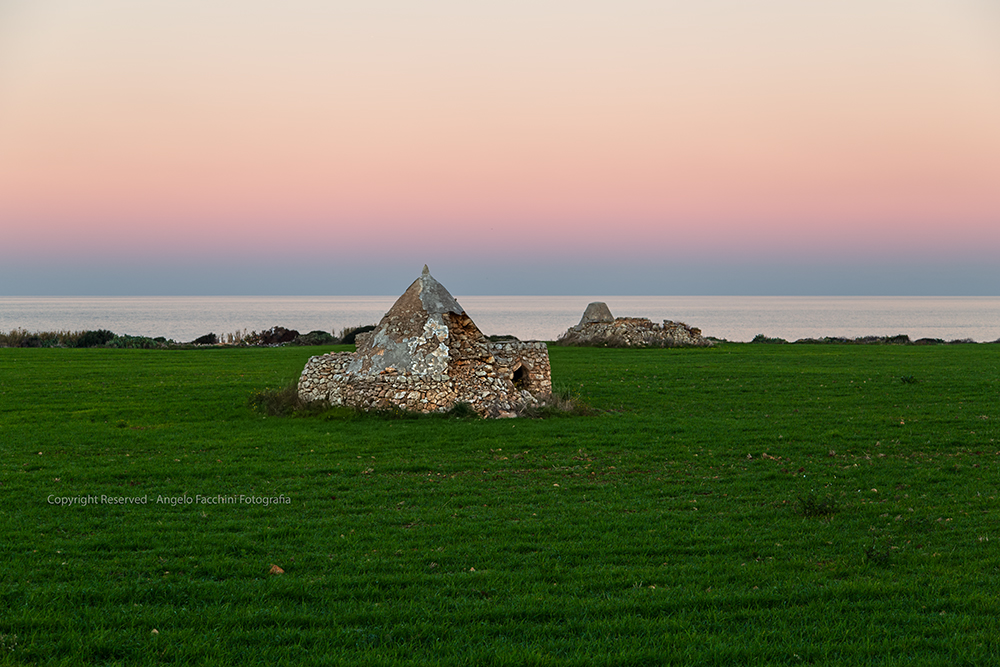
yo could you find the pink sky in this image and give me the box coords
[1,1,998,294]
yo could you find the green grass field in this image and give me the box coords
[1,343,998,665]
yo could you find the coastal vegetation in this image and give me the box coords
[1,343,998,664]
[0,325,378,349]
[5,326,991,350]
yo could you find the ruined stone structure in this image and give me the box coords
[298,266,551,417]
[557,302,713,348]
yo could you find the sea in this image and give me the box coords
[1,296,999,343]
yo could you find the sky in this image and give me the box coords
[1,1,998,295]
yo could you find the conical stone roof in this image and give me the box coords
[347,265,489,377]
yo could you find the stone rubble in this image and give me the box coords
[298,266,551,417]
[557,302,713,348]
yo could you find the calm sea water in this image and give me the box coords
[1,296,998,343]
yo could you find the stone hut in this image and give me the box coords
[557,302,713,348]
[298,266,552,417]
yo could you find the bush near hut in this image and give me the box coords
[338,324,376,345]
[291,330,338,346]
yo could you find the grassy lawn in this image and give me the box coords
[1,343,998,665]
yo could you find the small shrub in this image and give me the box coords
[249,384,307,417]
[795,335,915,345]
[914,338,945,346]
[253,326,299,345]
[518,388,596,418]
[752,334,787,344]
[105,335,166,349]
[850,335,912,345]
[291,330,337,346]
[76,330,116,348]
[249,383,355,418]
[340,325,376,346]
[900,375,918,384]
[221,329,251,345]
[22,335,43,348]
[1,328,64,347]
[0,329,27,347]
[2,328,107,348]
[445,402,480,419]
[190,333,218,345]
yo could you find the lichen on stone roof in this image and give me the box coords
[346,265,485,378]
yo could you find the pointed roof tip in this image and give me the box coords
[422,264,430,276]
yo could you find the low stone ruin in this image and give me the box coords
[557,302,713,348]
[298,266,552,417]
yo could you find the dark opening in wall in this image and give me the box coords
[512,365,527,390]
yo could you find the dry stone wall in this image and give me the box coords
[298,340,550,418]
